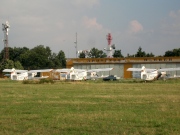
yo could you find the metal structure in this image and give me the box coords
[2,21,10,60]
[104,33,115,58]
[74,32,78,58]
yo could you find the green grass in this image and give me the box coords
[0,79,180,135]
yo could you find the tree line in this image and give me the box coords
[0,45,66,70]
[79,47,180,58]
[0,45,179,70]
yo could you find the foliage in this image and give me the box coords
[19,45,66,69]
[79,52,86,58]
[0,45,66,70]
[113,50,124,58]
[88,47,107,58]
[22,78,55,84]
[11,47,29,61]
[0,59,24,71]
[164,48,180,57]
[146,52,155,57]
[48,53,61,68]
[14,61,24,69]
[39,78,55,84]
[57,50,66,68]
[135,47,146,57]
[126,47,155,57]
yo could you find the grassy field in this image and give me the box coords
[0,79,180,135]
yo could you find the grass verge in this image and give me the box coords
[0,79,180,135]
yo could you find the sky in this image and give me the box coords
[0,0,180,58]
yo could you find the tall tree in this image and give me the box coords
[113,50,124,58]
[88,48,107,58]
[19,45,52,69]
[57,50,66,68]
[0,47,29,62]
[48,53,61,68]
[0,59,24,71]
[135,47,146,57]
[79,52,86,58]
[164,48,180,57]
[146,52,154,57]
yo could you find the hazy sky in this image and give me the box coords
[1,0,180,58]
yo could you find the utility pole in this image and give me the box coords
[74,32,77,58]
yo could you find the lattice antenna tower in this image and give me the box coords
[104,33,115,58]
[2,21,10,60]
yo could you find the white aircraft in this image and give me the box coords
[3,68,53,80]
[55,67,113,81]
[127,66,180,81]
[27,69,53,80]
[3,68,28,80]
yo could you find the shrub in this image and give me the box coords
[22,78,55,84]
[39,78,55,84]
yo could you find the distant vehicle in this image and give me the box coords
[103,75,120,81]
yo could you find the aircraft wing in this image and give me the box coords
[74,69,86,73]
[127,68,156,72]
[28,69,53,73]
[55,68,86,73]
[15,70,28,73]
[3,69,14,72]
[3,69,28,73]
[158,67,180,72]
[87,68,113,72]
[127,68,142,72]
[56,68,113,73]
[167,75,180,79]
[55,69,71,73]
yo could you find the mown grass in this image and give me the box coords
[0,79,180,135]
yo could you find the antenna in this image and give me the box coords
[2,21,10,60]
[74,32,78,58]
[107,33,112,45]
[104,33,115,58]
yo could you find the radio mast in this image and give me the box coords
[104,33,115,58]
[2,21,10,60]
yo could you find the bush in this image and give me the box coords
[22,78,55,84]
[39,78,55,84]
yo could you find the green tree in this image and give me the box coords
[0,47,29,62]
[0,59,24,71]
[88,48,107,58]
[146,52,154,57]
[19,45,52,69]
[12,47,29,61]
[135,47,146,57]
[113,50,124,58]
[79,52,86,58]
[164,48,180,57]
[19,50,31,69]
[48,53,61,68]
[14,61,24,69]
[57,50,66,68]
